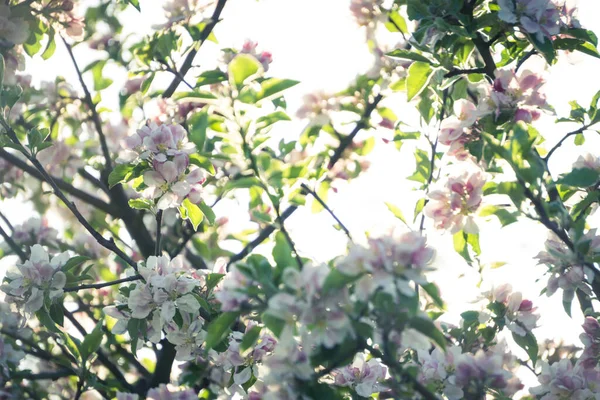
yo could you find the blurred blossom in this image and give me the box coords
[0,4,29,47]
[1,245,69,315]
[425,166,486,234]
[333,353,387,396]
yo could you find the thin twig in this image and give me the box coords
[544,124,591,162]
[444,67,487,78]
[63,309,135,392]
[63,274,143,292]
[300,183,352,240]
[12,369,75,381]
[162,0,229,98]
[0,224,27,262]
[419,89,449,232]
[0,149,120,217]
[0,121,137,270]
[155,210,163,256]
[62,37,113,173]
[0,210,14,232]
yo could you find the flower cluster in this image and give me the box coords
[350,0,384,27]
[5,217,58,251]
[206,325,277,394]
[485,68,548,122]
[536,232,599,303]
[485,283,540,336]
[1,245,69,315]
[498,0,562,42]
[162,0,214,27]
[439,68,547,158]
[0,4,29,47]
[580,317,600,370]
[117,384,197,400]
[221,40,272,72]
[424,167,486,233]
[530,358,600,399]
[337,231,435,299]
[103,255,204,360]
[266,263,354,349]
[296,91,340,126]
[121,122,205,210]
[417,343,522,399]
[332,353,387,397]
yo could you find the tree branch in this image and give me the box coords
[62,37,113,173]
[63,309,135,392]
[162,0,229,98]
[0,223,27,262]
[0,121,138,271]
[544,124,592,162]
[0,148,120,218]
[300,183,352,240]
[63,274,143,292]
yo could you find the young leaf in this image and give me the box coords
[228,54,262,87]
[205,311,239,350]
[406,62,433,101]
[240,325,262,353]
[181,198,204,230]
[512,331,538,366]
[410,316,446,350]
[80,319,104,362]
[197,201,216,225]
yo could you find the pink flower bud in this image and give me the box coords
[583,317,600,337]
[518,299,533,312]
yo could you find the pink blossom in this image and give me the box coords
[147,384,197,400]
[425,168,485,234]
[1,245,70,315]
[333,353,387,396]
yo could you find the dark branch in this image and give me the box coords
[63,274,143,292]
[162,0,229,98]
[300,183,352,240]
[544,124,592,162]
[444,67,487,78]
[0,148,120,217]
[0,223,27,262]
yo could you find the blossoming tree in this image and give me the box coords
[1,0,600,399]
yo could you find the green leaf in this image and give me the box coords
[41,30,57,60]
[557,168,600,188]
[108,164,135,188]
[197,201,215,225]
[413,198,426,222]
[421,282,444,309]
[385,11,408,34]
[240,325,262,353]
[385,202,407,225]
[322,268,362,295]
[406,62,433,101]
[256,111,291,128]
[256,78,300,101]
[410,316,446,350]
[127,0,140,11]
[49,303,64,326]
[36,308,62,334]
[407,148,431,184]
[228,54,262,87]
[60,331,82,363]
[181,198,204,230]
[479,205,518,227]
[574,133,585,145]
[127,318,142,358]
[188,110,208,151]
[140,73,154,94]
[453,231,471,263]
[62,256,91,272]
[0,54,4,90]
[128,198,154,211]
[80,319,104,362]
[466,233,481,256]
[261,312,286,337]
[526,33,556,63]
[512,331,538,366]
[196,69,227,87]
[224,176,261,192]
[386,49,431,64]
[205,312,239,350]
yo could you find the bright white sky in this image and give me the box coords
[5,0,600,394]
